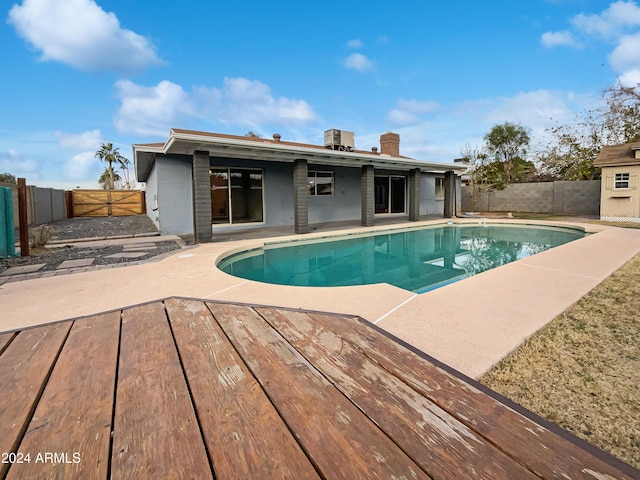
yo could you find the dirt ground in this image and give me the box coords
[481,252,640,469]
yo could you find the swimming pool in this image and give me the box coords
[217,224,587,293]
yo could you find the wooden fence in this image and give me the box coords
[69,190,146,217]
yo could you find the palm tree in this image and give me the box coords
[95,142,127,190]
[119,157,132,189]
[98,167,122,190]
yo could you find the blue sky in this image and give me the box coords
[2,0,640,189]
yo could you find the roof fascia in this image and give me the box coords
[168,130,466,174]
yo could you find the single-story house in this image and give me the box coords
[594,141,640,223]
[133,129,466,242]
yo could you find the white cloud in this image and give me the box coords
[541,2,640,87]
[571,0,640,39]
[114,77,317,136]
[0,149,39,178]
[485,90,579,143]
[396,99,441,115]
[376,89,591,164]
[343,53,374,72]
[618,67,640,84]
[8,0,163,74]
[387,109,422,126]
[540,30,578,47]
[346,39,363,48]
[386,99,441,127]
[608,32,640,74]
[114,80,193,136]
[63,151,97,181]
[54,129,103,150]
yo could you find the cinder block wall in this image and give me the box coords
[2,182,68,228]
[33,187,67,225]
[557,180,601,215]
[461,180,601,215]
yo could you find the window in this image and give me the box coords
[308,171,334,196]
[435,177,444,200]
[374,175,406,214]
[615,173,630,189]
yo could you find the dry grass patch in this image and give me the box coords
[481,252,640,469]
[587,220,640,229]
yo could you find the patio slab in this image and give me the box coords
[56,258,95,269]
[123,245,157,251]
[0,264,46,276]
[105,252,148,259]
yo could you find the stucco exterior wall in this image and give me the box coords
[308,166,361,224]
[155,155,194,235]
[144,153,461,237]
[144,161,159,230]
[600,165,640,222]
[419,175,444,216]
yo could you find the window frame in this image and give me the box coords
[614,172,630,189]
[374,174,407,215]
[435,177,445,200]
[308,170,334,196]
[210,166,265,225]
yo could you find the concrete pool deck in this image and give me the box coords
[1,218,639,379]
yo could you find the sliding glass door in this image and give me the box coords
[374,175,406,214]
[211,168,264,224]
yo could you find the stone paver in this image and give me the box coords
[0,264,46,276]
[56,258,95,269]
[105,252,148,259]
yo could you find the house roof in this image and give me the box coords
[593,141,640,167]
[133,129,466,182]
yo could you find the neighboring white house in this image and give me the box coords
[594,141,640,223]
[133,129,466,242]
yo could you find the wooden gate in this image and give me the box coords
[71,190,145,217]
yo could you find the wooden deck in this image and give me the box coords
[0,298,637,479]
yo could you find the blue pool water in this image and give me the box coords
[217,224,586,293]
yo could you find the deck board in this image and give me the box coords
[0,332,16,355]
[0,297,637,480]
[166,298,320,479]
[282,306,638,480]
[6,312,120,480]
[257,307,539,479]
[209,302,431,480]
[111,302,211,480]
[0,322,71,479]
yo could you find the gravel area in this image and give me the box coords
[1,241,182,273]
[2,216,184,274]
[48,215,160,241]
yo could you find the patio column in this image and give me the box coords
[192,150,212,243]
[361,165,374,226]
[443,170,457,218]
[409,168,421,221]
[293,159,309,234]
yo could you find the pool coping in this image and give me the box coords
[1,217,639,379]
[215,220,592,293]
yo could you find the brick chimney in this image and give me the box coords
[380,132,400,157]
